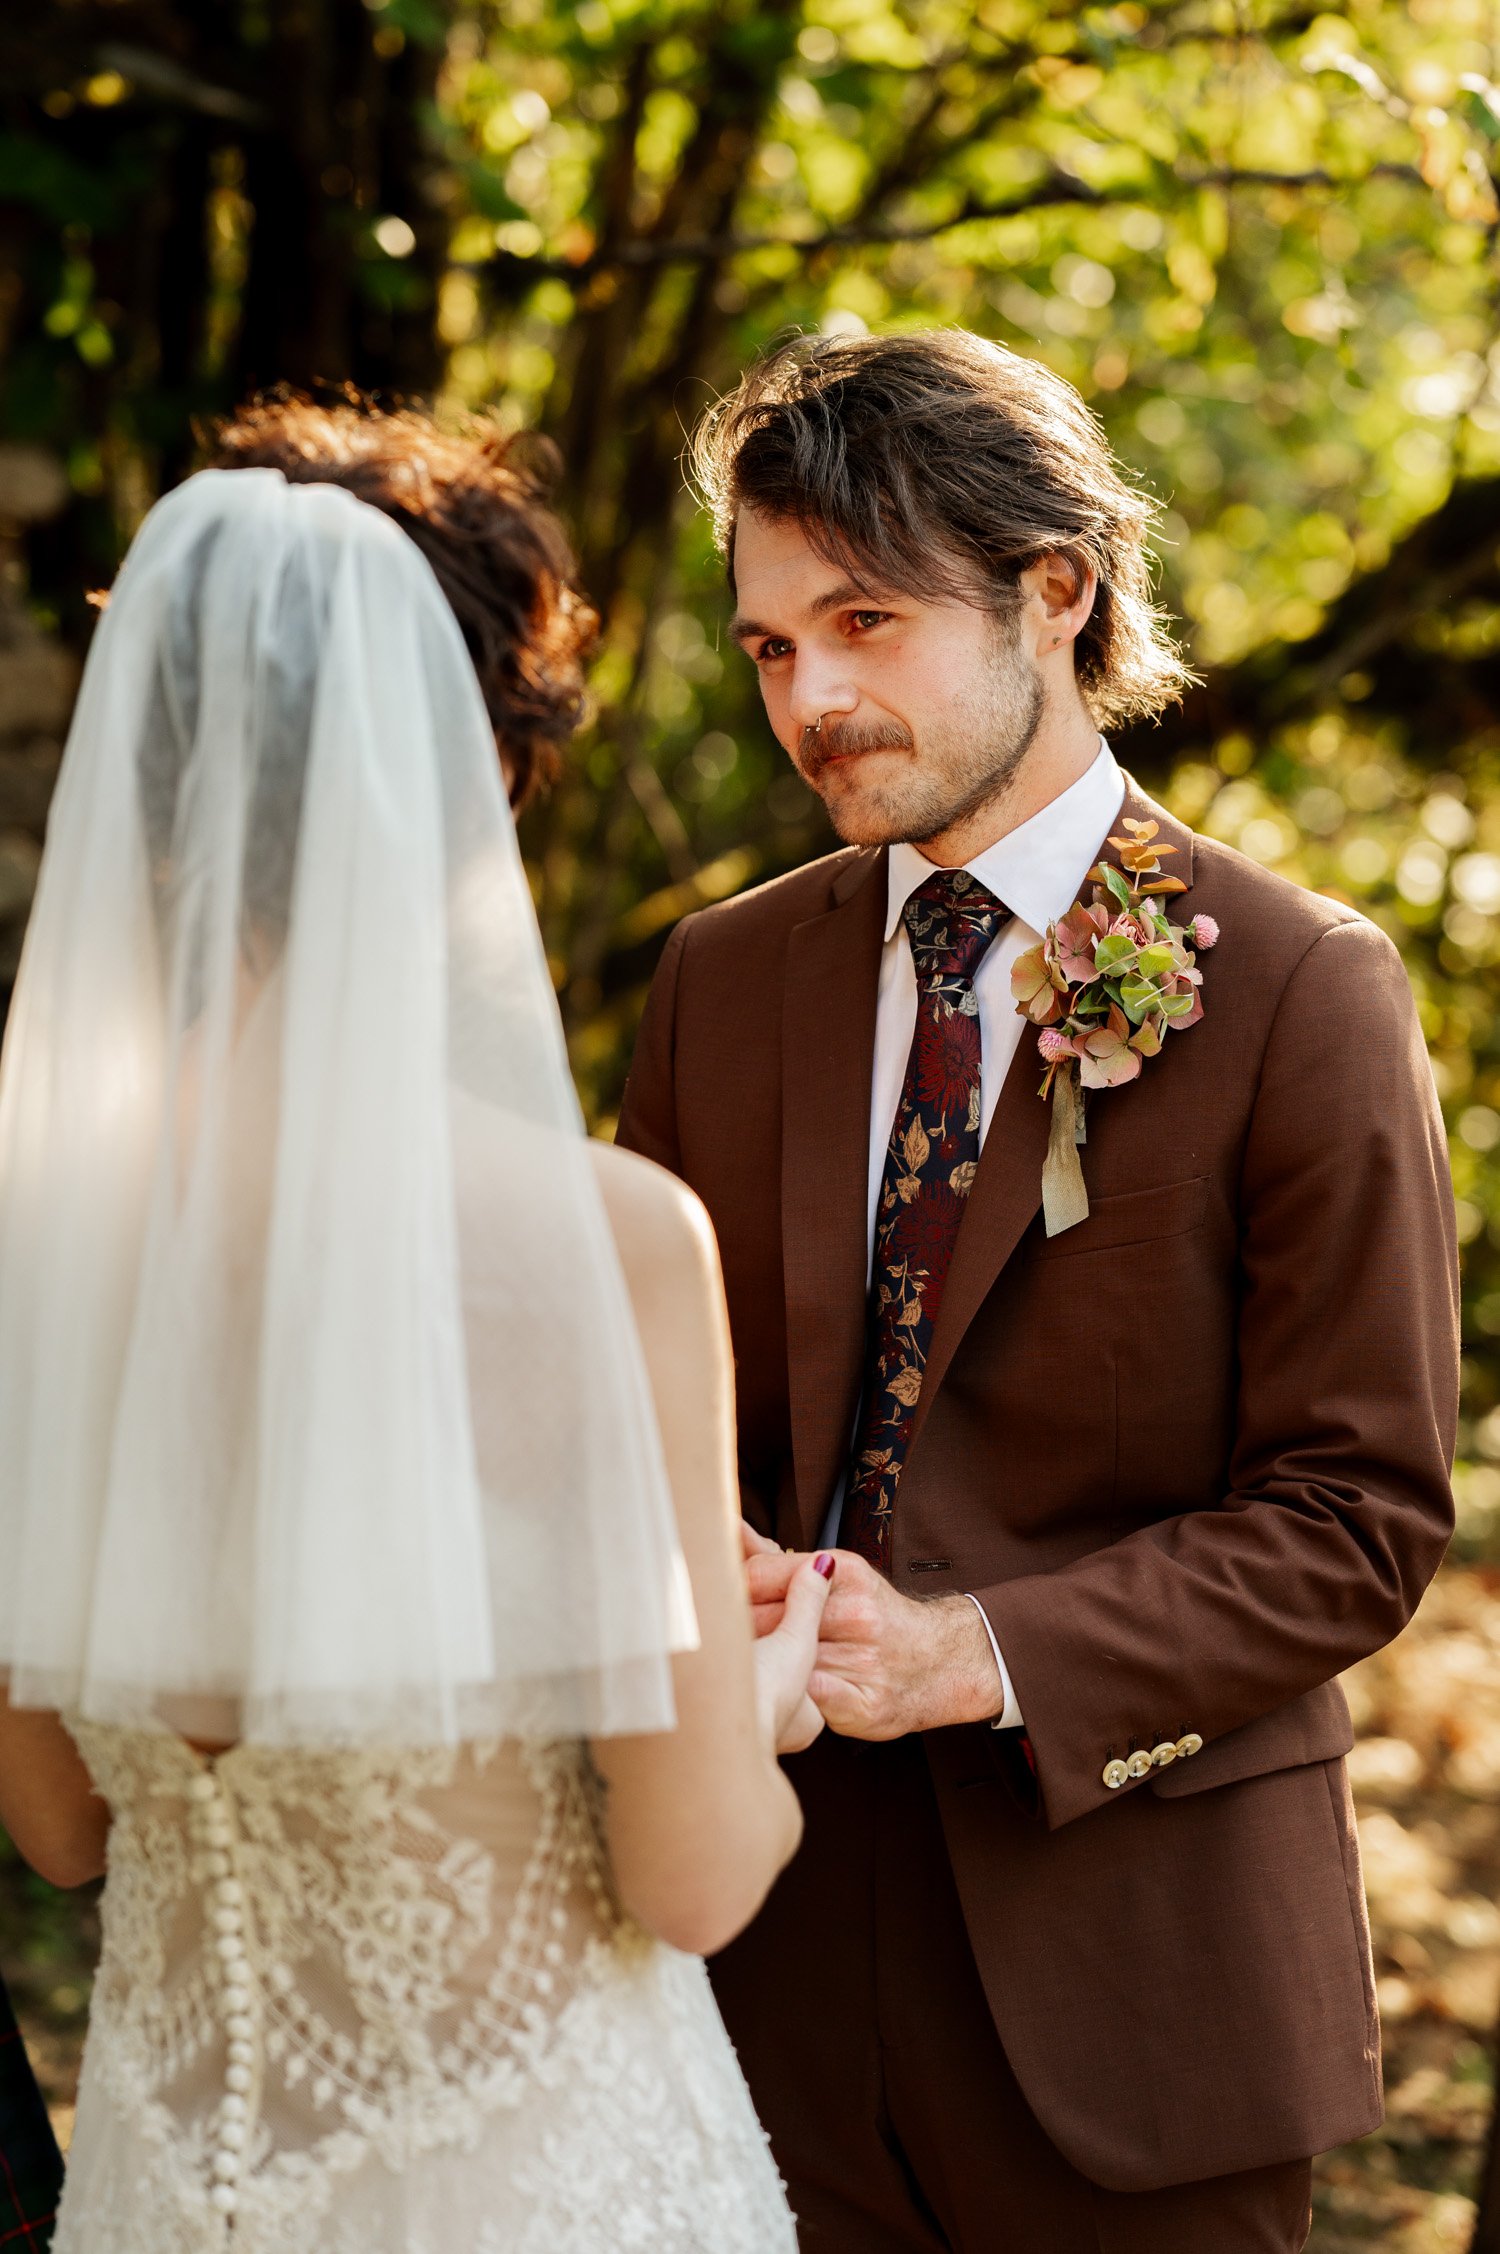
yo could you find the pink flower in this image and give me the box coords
[1075,1027,1143,1090]
[1037,1026,1073,1065]
[1050,901,1109,985]
[1189,914,1219,951]
[1012,942,1065,1025]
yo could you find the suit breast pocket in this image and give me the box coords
[1024,1174,1209,1263]
[1017,1172,1226,1516]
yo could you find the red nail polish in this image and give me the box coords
[814,1553,836,1580]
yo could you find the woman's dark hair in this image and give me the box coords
[689,329,1190,730]
[208,393,596,808]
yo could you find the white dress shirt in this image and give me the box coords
[821,740,1127,1729]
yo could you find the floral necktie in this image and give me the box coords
[839,869,1007,1574]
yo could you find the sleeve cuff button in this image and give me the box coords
[1175,1733,1203,1759]
[1102,1759,1130,1789]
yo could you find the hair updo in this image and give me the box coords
[209,393,596,809]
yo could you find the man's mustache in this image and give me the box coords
[799,718,914,773]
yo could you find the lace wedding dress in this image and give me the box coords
[55,1726,797,2254]
[0,473,794,2254]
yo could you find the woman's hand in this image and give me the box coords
[742,1521,834,1755]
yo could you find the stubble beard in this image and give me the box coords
[805,634,1046,849]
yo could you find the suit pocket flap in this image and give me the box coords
[1026,1175,1208,1262]
[1151,1680,1355,1798]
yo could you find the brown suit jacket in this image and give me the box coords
[615,777,1459,2193]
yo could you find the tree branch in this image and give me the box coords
[1189,162,1421,194]
[1113,471,1500,780]
[94,42,268,127]
[472,161,1428,290]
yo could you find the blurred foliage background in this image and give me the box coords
[6,0,1500,2244]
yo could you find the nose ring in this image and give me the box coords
[811,714,824,734]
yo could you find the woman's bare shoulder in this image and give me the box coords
[588,1141,719,1303]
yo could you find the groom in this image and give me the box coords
[617,330,1459,2251]
[0,1973,62,2250]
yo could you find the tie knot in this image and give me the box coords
[902,870,1005,984]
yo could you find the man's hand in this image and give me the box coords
[742,1532,1007,1738]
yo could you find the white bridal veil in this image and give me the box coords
[0,467,695,1745]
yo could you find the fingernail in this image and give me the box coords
[814,1553,835,1580]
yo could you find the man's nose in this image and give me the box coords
[787,662,858,734]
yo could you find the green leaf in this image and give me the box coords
[1118,976,1159,1022]
[1458,84,1500,145]
[385,0,449,44]
[0,132,133,232]
[462,162,525,223]
[1157,990,1197,1019]
[1101,863,1131,908]
[1136,944,1176,980]
[1094,933,1136,972]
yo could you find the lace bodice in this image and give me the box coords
[55,1725,795,2254]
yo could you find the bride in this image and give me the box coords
[0,430,833,2251]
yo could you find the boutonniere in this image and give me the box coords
[1010,818,1219,1237]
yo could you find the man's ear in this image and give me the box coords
[1024,551,1098,654]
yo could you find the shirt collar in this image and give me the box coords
[884,740,1126,943]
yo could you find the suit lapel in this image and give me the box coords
[781,849,885,1548]
[908,775,1196,1454]
[908,1031,1050,1456]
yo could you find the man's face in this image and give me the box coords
[729,507,1044,849]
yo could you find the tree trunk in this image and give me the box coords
[1472,2100,1500,2254]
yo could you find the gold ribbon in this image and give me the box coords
[1042,1070,1090,1237]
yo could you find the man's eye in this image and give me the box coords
[848,611,889,632]
[755,638,793,662]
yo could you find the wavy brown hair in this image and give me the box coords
[209,394,596,808]
[689,329,1190,730]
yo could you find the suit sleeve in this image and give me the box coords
[614,917,691,1174]
[977,914,1460,1830]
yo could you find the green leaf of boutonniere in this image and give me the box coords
[1118,976,1160,1021]
[1094,933,1136,972]
[1025,823,1217,1239]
